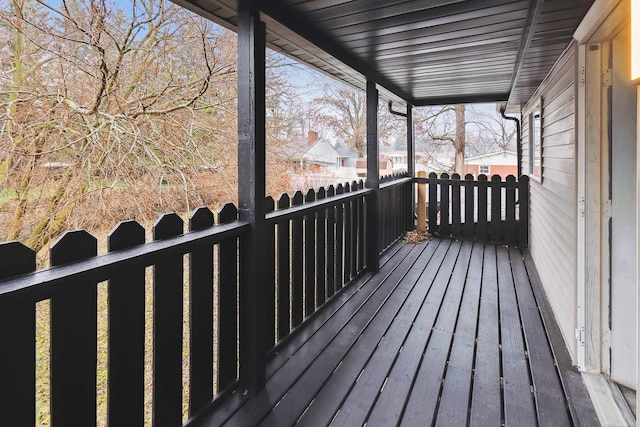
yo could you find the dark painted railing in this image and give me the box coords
[264,181,371,343]
[379,174,413,250]
[415,173,529,246]
[0,206,247,427]
[0,176,414,427]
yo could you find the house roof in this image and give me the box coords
[465,150,518,165]
[172,0,594,110]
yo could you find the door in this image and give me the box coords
[610,29,638,390]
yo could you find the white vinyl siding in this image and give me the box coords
[521,44,578,358]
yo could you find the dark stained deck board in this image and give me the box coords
[469,244,502,426]
[496,246,537,426]
[189,244,408,426]
[259,239,442,426]
[433,241,484,426]
[331,238,456,426]
[522,251,601,427]
[509,247,571,426]
[224,242,428,426]
[364,241,464,426]
[190,238,598,427]
[294,238,443,426]
[398,240,472,426]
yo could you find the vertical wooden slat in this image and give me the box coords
[152,214,183,427]
[304,189,316,317]
[0,242,36,427]
[440,173,451,237]
[428,172,438,234]
[351,181,359,274]
[218,203,238,390]
[405,178,413,232]
[451,173,462,237]
[490,175,503,242]
[291,191,304,327]
[343,183,352,283]
[316,188,327,307]
[477,174,489,240]
[264,196,276,347]
[50,231,98,427]
[335,184,344,289]
[326,186,336,298]
[357,181,366,272]
[276,194,291,340]
[365,79,380,272]
[187,208,214,414]
[464,174,475,239]
[518,176,530,246]
[107,221,146,426]
[504,175,517,244]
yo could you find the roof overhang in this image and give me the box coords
[172,0,594,109]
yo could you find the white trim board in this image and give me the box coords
[582,373,632,426]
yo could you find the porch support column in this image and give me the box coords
[237,0,267,393]
[366,80,380,272]
[406,103,415,230]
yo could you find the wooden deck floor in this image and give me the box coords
[187,238,599,427]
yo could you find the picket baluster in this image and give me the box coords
[50,231,98,427]
[0,242,36,427]
[218,203,238,390]
[108,221,146,425]
[276,194,291,340]
[188,208,215,413]
[152,213,184,427]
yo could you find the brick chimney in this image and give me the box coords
[307,131,318,147]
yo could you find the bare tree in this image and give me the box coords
[312,82,401,157]
[0,0,240,251]
[415,104,515,173]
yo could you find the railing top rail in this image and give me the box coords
[380,176,412,190]
[266,187,372,224]
[413,174,528,188]
[0,220,249,306]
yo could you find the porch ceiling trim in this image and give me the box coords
[172,0,594,108]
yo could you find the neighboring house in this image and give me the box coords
[463,150,517,178]
[298,131,358,170]
[355,157,393,177]
[333,141,359,168]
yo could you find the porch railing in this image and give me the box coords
[0,173,525,426]
[0,176,412,427]
[416,173,529,246]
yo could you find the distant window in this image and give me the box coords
[529,104,542,181]
[479,165,490,175]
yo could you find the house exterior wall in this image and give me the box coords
[521,43,578,359]
[462,164,517,178]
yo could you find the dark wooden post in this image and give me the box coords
[366,80,380,272]
[406,103,415,231]
[237,0,267,393]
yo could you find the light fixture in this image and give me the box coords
[633,0,640,82]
